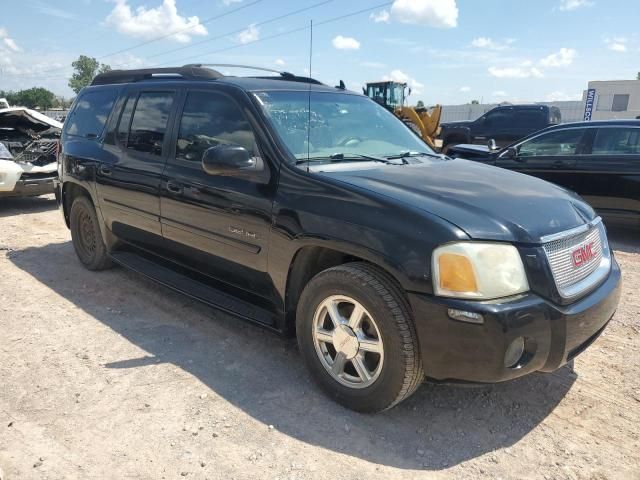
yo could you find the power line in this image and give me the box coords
[144,0,333,62]
[154,1,393,67]
[7,1,393,81]
[100,0,267,60]
[4,0,266,79]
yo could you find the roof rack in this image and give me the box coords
[90,63,325,87]
[90,65,223,86]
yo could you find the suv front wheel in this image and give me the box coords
[296,262,424,412]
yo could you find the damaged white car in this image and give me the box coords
[0,107,62,198]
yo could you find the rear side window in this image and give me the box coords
[592,128,640,154]
[66,89,117,138]
[175,91,257,162]
[127,92,174,156]
[513,110,546,129]
[518,129,586,157]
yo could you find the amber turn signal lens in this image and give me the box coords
[438,253,478,293]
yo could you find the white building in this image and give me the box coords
[584,80,640,120]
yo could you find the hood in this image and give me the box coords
[440,120,472,128]
[319,158,595,244]
[0,107,63,136]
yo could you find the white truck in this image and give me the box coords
[0,107,62,198]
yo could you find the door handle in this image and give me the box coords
[552,160,572,169]
[99,165,112,176]
[166,181,183,194]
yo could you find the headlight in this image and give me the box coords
[432,242,529,299]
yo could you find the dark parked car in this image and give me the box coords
[447,120,640,227]
[438,104,561,152]
[56,66,620,412]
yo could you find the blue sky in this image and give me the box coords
[0,0,637,103]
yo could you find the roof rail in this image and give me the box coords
[90,65,223,86]
[185,63,324,85]
[90,63,324,87]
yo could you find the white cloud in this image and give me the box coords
[492,91,508,97]
[539,47,576,67]
[390,0,458,28]
[460,86,471,92]
[223,0,244,4]
[383,69,424,95]
[546,91,581,102]
[275,58,285,66]
[470,37,513,50]
[332,35,360,50]
[488,66,543,78]
[237,24,259,44]
[558,0,594,11]
[0,28,20,52]
[370,9,390,23]
[105,0,208,44]
[605,37,627,52]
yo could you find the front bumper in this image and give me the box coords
[0,173,56,198]
[409,256,621,383]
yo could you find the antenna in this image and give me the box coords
[306,19,313,173]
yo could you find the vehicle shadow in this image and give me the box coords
[0,194,57,218]
[607,225,640,254]
[8,241,576,470]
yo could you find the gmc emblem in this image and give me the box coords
[572,242,595,267]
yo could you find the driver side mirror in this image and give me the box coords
[501,146,518,160]
[202,144,258,176]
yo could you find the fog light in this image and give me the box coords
[447,308,484,324]
[504,337,525,368]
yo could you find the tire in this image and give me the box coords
[69,195,112,271]
[296,262,424,412]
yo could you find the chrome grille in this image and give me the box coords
[542,219,610,299]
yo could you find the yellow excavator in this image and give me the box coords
[364,81,442,149]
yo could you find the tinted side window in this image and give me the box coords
[66,89,117,138]
[484,109,511,129]
[176,91,258,162]
[518,129,586,157]
[513,110,545,129]
[128,92,174,156]
[592,128,640,155]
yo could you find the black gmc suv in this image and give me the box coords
[56,65,621,412]
[439,104,561,152]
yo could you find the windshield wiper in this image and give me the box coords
[386,151,443,160]
[296,153,396,165]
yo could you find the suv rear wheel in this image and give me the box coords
[70,196,112,271]
[296,262,424,412]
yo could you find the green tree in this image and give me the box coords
[68,55,112,94]
[416,100,425,108]
[7,87,56,109]
[470,99,480,105]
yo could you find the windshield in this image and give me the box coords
[254,91,433,162]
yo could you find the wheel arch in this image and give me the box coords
[282,241,409,335]
[62,181,94,228]
[62,180,119,251]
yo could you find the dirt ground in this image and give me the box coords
[0,195,638,480]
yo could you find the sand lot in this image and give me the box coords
[1,195,638,480]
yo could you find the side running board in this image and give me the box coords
[110,251,275,326]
